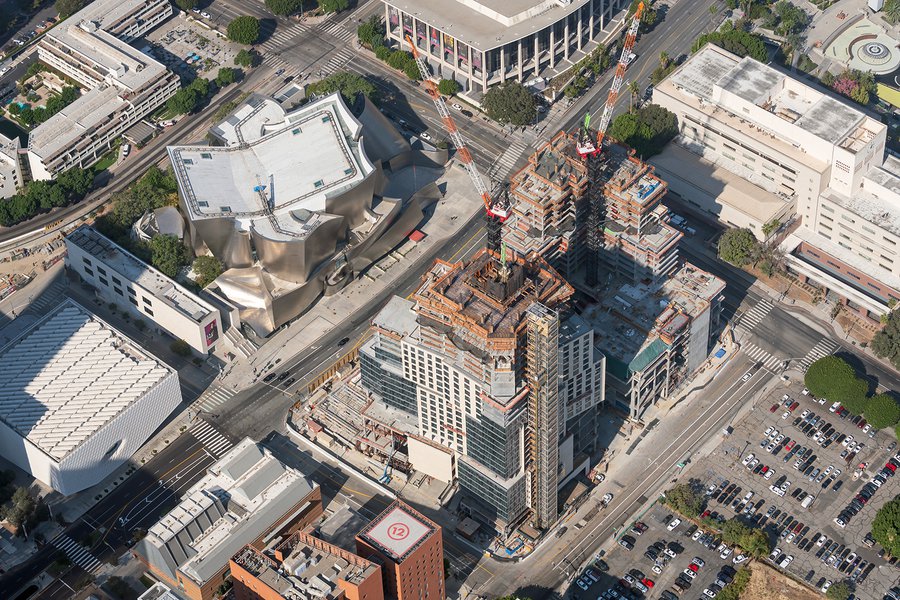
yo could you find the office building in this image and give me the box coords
[652,43,900,319]
[0,299,181,495]
[231,530,384,600]
[359,250,605,532]
[133,438,323,600]
[168,92,443,337]
[28,0,178,179]
[0,133,23,199]
[65,225,222,354]
[355,501,444,600]
[382,0,628,93]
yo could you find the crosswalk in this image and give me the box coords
[260,23,309,51]
[737,300,774,332]
[26,280,67,314]
[197,384,236,413]
[743,342,783,371]
[798,338,840,371]
[190,420,233,457]
[487,138,529,181]
[319,20,355,43]
[51,534,102,573]
[320,47,356,76]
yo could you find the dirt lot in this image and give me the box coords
[743,563,821,600]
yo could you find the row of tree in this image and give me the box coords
[872,309,900,370]
[0,167,93,227]
[166,70,240,116]
[804,355,900,430]
[7,85,79,127]
[264,0,348,16]
[717,228,783,276]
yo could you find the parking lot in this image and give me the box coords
[143,13,239,83]
[681,375,900,599]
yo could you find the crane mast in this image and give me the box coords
[577,2,644,286]
[405,36,509,253]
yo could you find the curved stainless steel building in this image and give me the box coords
[167,93,444,336]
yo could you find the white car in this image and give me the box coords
[775,434,785,444]
[767,428,779,440]
[732,553,748,564]
[863,424,871,434]
[652,564,663,575]
[802,387,810,396]
[769,546,782,560]
[667,518,682,531]
[200,11,211,18]
[741,371,752,382]
[602,493,613,504]
[420,132,432,141]
[742,453,755,466]
[764,469,775,480]
[781,410,791,420]
[692,530,703,541]
[682,568,697,579]
[821,580,832,593]
[720,546,732,559]
[800,409,810,418]
[743,491,754,501]
[842,436,854,447]
[0,66,9,75]
[765,425,775,437]
[830,402,840,413]
[779,555,793,568]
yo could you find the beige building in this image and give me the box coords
[652,44,899,319]
[0,133,23,199]
[65,226,223,354]
[28,0,178,179]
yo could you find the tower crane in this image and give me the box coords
[576,1,644,286]
[405,36,509,254]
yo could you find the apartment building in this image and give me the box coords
[360,250,605,532]
[382,0,627,94]
[65,226,222,354]
[652,43,899,318]
[0,133,23,199]
[28,0,178,179]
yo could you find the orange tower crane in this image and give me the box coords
[405,35,509,253]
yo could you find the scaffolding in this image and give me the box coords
[525,303,560,530]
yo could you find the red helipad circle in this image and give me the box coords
[387,522,410,540]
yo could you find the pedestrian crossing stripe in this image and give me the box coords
[198,385,236,412]
[737,300,774,331]
[261,24,309,50]
[190,420,233,457]
[798,338,840,371]
[51,534,102,573]
[743,342,783,371]
[488,139,528,180]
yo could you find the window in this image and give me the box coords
[112,276,122,286]
[145,307,154,316]
[201,152,212,159]
[98,276,108,286]
[114,287,123,296]
[127,287,136,296]
[97,266,107,276]
[129,297,138,306]
[82,257,92,266]
[84,267,94,276]
[103,440,122,458]
[142,297,152,306]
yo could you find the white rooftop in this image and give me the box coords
[168,94,375,242]
[358,502,436,562]
[823,154,900,237]
[66,226,216,322]
[0,300,173,460]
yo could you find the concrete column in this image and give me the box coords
[589,0,596,42]
[564,17,571,60]
[480,50,488,93]
[384,3,391,44]
[534,33,540,76]
[467,45,474,92]
[517,39,524,80]
[549,26,556,68]
[500,45,507,83]
[577,8,584,50]
[439,28,444,69]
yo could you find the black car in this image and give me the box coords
[595,559,609,572]
[338,336,350,347]
[833,480,844,492]
[619,536,635,550]
[277,371,290,381]
[263,372,277,382]
[282,377,296,386]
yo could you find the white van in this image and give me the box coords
[801,495,814,509]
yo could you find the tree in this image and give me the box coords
[628,80,640,110]
[664,483,703,517]
[693,27,768,62]
[720,519,771,557]
[718,228,757,266]
[234,49,259,68]
[804,355,869,413]
[824,581,850,600]
[55,0,85,19]
[320,0,349,13]
[873,497,900,556]
[174,0,198,10]
[166,87,200,115]
[170,339,193,357]
[865,393,900,430]
[104,576,133,600]
[193,256,224,287]
[438,79,461,96]
[227,16,260,45]
[887,0,900,25]
[357,16,385,49]
[608,104,677,157]
[306,71,377,104]
[483,82,537,127]
[873,310,900,369]
[216,67,238,87]
[149,234,189,278]
[265,0,302,16]
[762,219,781,238]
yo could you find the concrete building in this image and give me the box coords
[652,44,900,318]
[0,299,181,495]
[169,93,445,337]
[382,0,628,94]
[28,0,178,179]
[585,264,725,420]
[65,225,223,354]
[360,250,605,533]
[355,501,444,600]
[133,438,323,600]
[0,133,23,199]
[231,529,384,600]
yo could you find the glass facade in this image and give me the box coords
[458,459,527,523]
[360,348,418,416]
[465,413,520,479]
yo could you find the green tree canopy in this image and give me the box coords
[872,310,900,370]
[320,0,349,13]
[865,393,900,430]
[483,82,537,127]
[234,49,260,68]
[150,235,189,279]
[166,86,200,115]
[824,581,851,600]
[174,0,198,10]
[608,104,678,157]
[438,79,461,96]
[265,0,302,16]
[804,355,869,413]
[357,15,385,48]
[664,483,703,517]
[887,0,900,25]
[227,16,260,45]
[720,519,770,557]
[873,497,900,557]
[55,0,86,19]
[215,67,239,87]
[192,255,224,288]
[306,71,377,105]
[693,27,768,62]
[717,228,758,266]
[170,339,192,357]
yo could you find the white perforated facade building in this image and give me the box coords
[0,300,181,495]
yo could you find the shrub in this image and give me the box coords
[170,339,192,357]
[227,16,260,45]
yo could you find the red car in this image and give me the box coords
[858,419,868,429]
[760,466,769,475]
[770,403,779,413]
[642,578,655,588]
[785,441,795,451]
[688,563,699,573]
[886,462,897,473]
[789,401,800,411]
